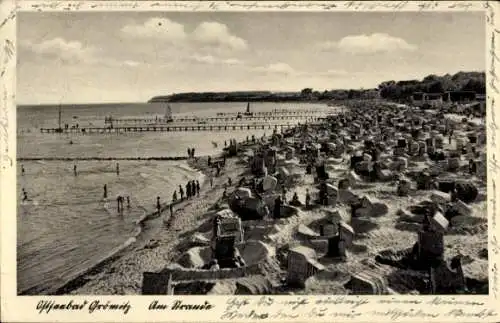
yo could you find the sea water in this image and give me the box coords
[16,101,330,294]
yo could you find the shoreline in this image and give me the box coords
[28,147,235,295]
[63,141,260,295]
[18,155,211,296]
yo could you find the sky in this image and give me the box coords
[18,11,485,104]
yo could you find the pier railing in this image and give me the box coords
[39,122,311,134]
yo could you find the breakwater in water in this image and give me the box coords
[18,156,189,161]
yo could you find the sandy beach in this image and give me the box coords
[65,101,488,296]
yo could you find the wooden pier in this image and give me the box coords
[40,122,302,134]
[216,109,330,116]
[104,115,327,125]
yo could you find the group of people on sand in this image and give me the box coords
[187,148,196,159]
[172,179,201,203]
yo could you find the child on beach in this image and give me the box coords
[196,180,200,196]
[186,181,191,198]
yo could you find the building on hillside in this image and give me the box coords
[412,92,443,108]
[442,91,477,103]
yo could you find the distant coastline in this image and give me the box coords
[148,90,378,103]
[149,71,485,103]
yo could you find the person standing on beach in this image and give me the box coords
[179,185,184,200]
[186,182,191,199]
[156,196,161,215]
[116,163,120,176]
[196,180,200,197]
[169,203,174,218]
[103,184,108,199]
[127,196,131,209]
[172,191,177,202]
[73,164,77,176]
[21,164,25,176]
[210,176,214,188]
[192,148,196,158]
[191,180,196,198]
[305,189,311,209]
[117,195,122,213]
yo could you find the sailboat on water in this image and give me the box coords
[164,103,173,123]
[244,102,253,116]
[55,104,63,133]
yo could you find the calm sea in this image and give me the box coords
[16,101,330,294]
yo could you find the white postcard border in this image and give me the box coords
[1,1,499,322]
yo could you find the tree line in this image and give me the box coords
[377,71,485,102]
[148,71,485,103]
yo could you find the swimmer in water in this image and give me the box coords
[156,196,161,215]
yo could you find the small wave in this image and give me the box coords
[175,163,197,173]
[20,200,39,206]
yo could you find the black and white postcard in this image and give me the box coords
[1,1,499,322]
